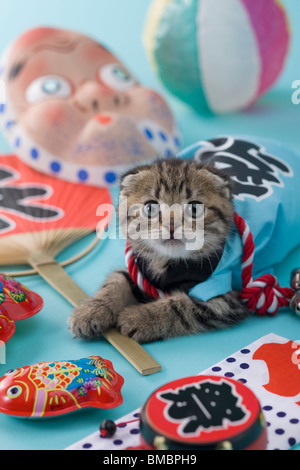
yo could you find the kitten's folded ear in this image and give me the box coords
[120,164,151,193]
[198,164,233,200]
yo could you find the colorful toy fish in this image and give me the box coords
[0,356,124,418]
[0,274,43,344]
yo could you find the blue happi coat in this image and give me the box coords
[178,136,299,301]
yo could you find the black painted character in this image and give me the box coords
[195,137,293,201]
[0,166,62,234]
[159,380,248,435]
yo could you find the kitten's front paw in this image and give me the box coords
[117,305,161,343]
[68,298,115,339]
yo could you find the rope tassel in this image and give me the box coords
[234,212,294,315]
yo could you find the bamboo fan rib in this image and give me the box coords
[4,234,102,277]
[0,229,92,265]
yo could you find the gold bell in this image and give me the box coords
[153,435,169,450]
[216,440,233,450]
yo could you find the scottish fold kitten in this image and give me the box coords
[69,158,250,343]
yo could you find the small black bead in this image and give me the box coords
[100,419,117,438]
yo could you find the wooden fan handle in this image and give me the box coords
[28,252,161,376]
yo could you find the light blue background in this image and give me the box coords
[0,0,299,451]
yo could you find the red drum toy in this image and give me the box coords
[132,375,267,450]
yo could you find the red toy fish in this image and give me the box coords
[0,356,124,418]
[0,274,43,344]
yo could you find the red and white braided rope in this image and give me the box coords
[125,243,167,300]
[233,211,294,315]
[125,212,294,315]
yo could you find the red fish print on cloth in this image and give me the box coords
[253,340,300,405]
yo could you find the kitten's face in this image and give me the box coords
[119,159,233,260]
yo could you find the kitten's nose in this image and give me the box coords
[163,221,180,239]
[169,223,175,238]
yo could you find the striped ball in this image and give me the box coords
[144,0,290,114]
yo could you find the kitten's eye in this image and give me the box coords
[185,201,204,219]
[143,201,160,219]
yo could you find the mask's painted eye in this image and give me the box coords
[185,201,204,219]
[6,385,22,398]
[143,201,160,219]
[25,75,72,103]
[4,369,16,376]
[99,63,136,91]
